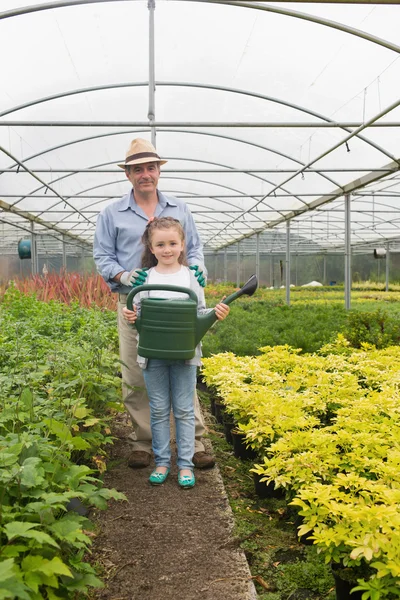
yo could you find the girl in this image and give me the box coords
[123,217,230,489]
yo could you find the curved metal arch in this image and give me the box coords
[206,97,400,246]
[59,182,265,220]
[44,175,276,230]
[2,0,400,54]
[0,143,94,226]
[0,81,394,167]
[6,127,337,216]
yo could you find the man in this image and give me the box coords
[93,138,214,469]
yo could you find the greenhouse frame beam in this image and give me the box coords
[0,144,93,225]
[208,93,400,248]
[7,134,342,204]
[1,168,395,174]
[0,80,393,166]
[2,120,400,128]
[0,198,92,249]
[2,3,400,253]
[0,193,351,200]
[2,1,400,55]
[286,222,291,306]
[345,194,351,310]
[30,174,291,224]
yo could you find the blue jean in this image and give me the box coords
[143,359,197,470]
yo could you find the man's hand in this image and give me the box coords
[189,265,207,288]
[119,268,148,288]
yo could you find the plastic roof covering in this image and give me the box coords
[1,0,400,255]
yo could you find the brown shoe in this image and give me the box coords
[127,451,151,469]
[193,452,215,469]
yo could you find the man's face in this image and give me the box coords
[126,161,160,195]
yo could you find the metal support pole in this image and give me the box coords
[295,253,298,286]
[286,221,291,306]
[30,222,37,276]
[270,254,273,288]
[148,0,156,146]
[344,194,351,310]
[81,246,85,273]
[323,255,327,285]
[62,235,67,271]
[214,251,218,282]
[224,248,227,283]
[385,242,390,292]
[236,242,240,288]
[256,232,260,284]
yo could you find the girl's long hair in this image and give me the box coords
[141,217,188,268]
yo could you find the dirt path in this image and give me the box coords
[90,414,258,600]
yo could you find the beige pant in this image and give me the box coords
[117,298,206,453]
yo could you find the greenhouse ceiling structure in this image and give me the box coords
[1,0,400,258]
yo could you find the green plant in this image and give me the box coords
[0,290,126,598]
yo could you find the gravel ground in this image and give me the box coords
[90,414,258,600]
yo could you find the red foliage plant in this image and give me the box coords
[12,271,117,310]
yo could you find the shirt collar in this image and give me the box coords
[118,189,177,212]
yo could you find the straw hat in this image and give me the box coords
[118,138,167,169]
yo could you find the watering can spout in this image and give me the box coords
[195,274,258,345]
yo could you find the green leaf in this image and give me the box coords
[42,418,73,443]
[0,582,31,600]
[4,522,59,548]
[0,559,15,580]
[20,457,45,488]
[24,570,42,593]
[2,545,29,558]
[20,388,33,410]
[4,522,38,539]
[46,589,64,600]
[83,417,100,427]
[22,555,72,578]
[70,436,91,450]
[0,560,31,600]
[74,406,89,419]
[0,452,19,467]
[64,571,104,591]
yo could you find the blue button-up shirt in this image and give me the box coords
[93,189,205,293]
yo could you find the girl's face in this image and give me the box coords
[149,227,184,266]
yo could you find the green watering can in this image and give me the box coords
[126,274,258,360]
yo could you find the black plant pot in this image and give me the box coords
[214,401,226,425]
[210,396,216,417]
[66,497,89,516]
[331,564,363,600]
[293,514,314,546]
[223,419,235,445]
[253,472,285,499]
[231,430,257,460]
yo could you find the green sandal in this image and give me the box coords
[149,468,170,485]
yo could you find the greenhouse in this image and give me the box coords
[1,1,400,287]
[1,1,400,599]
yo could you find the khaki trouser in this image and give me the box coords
[117,297,206,453]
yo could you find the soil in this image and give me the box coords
[89,414,258,600]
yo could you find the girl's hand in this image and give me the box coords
[215,297,230,321]
[122,305,137,323]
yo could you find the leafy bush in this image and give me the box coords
[202,341,400,599]
[344,308,400,349]
[0,289,125,598]
[203,301,348,356]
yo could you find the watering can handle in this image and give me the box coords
[126,284,198,311]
